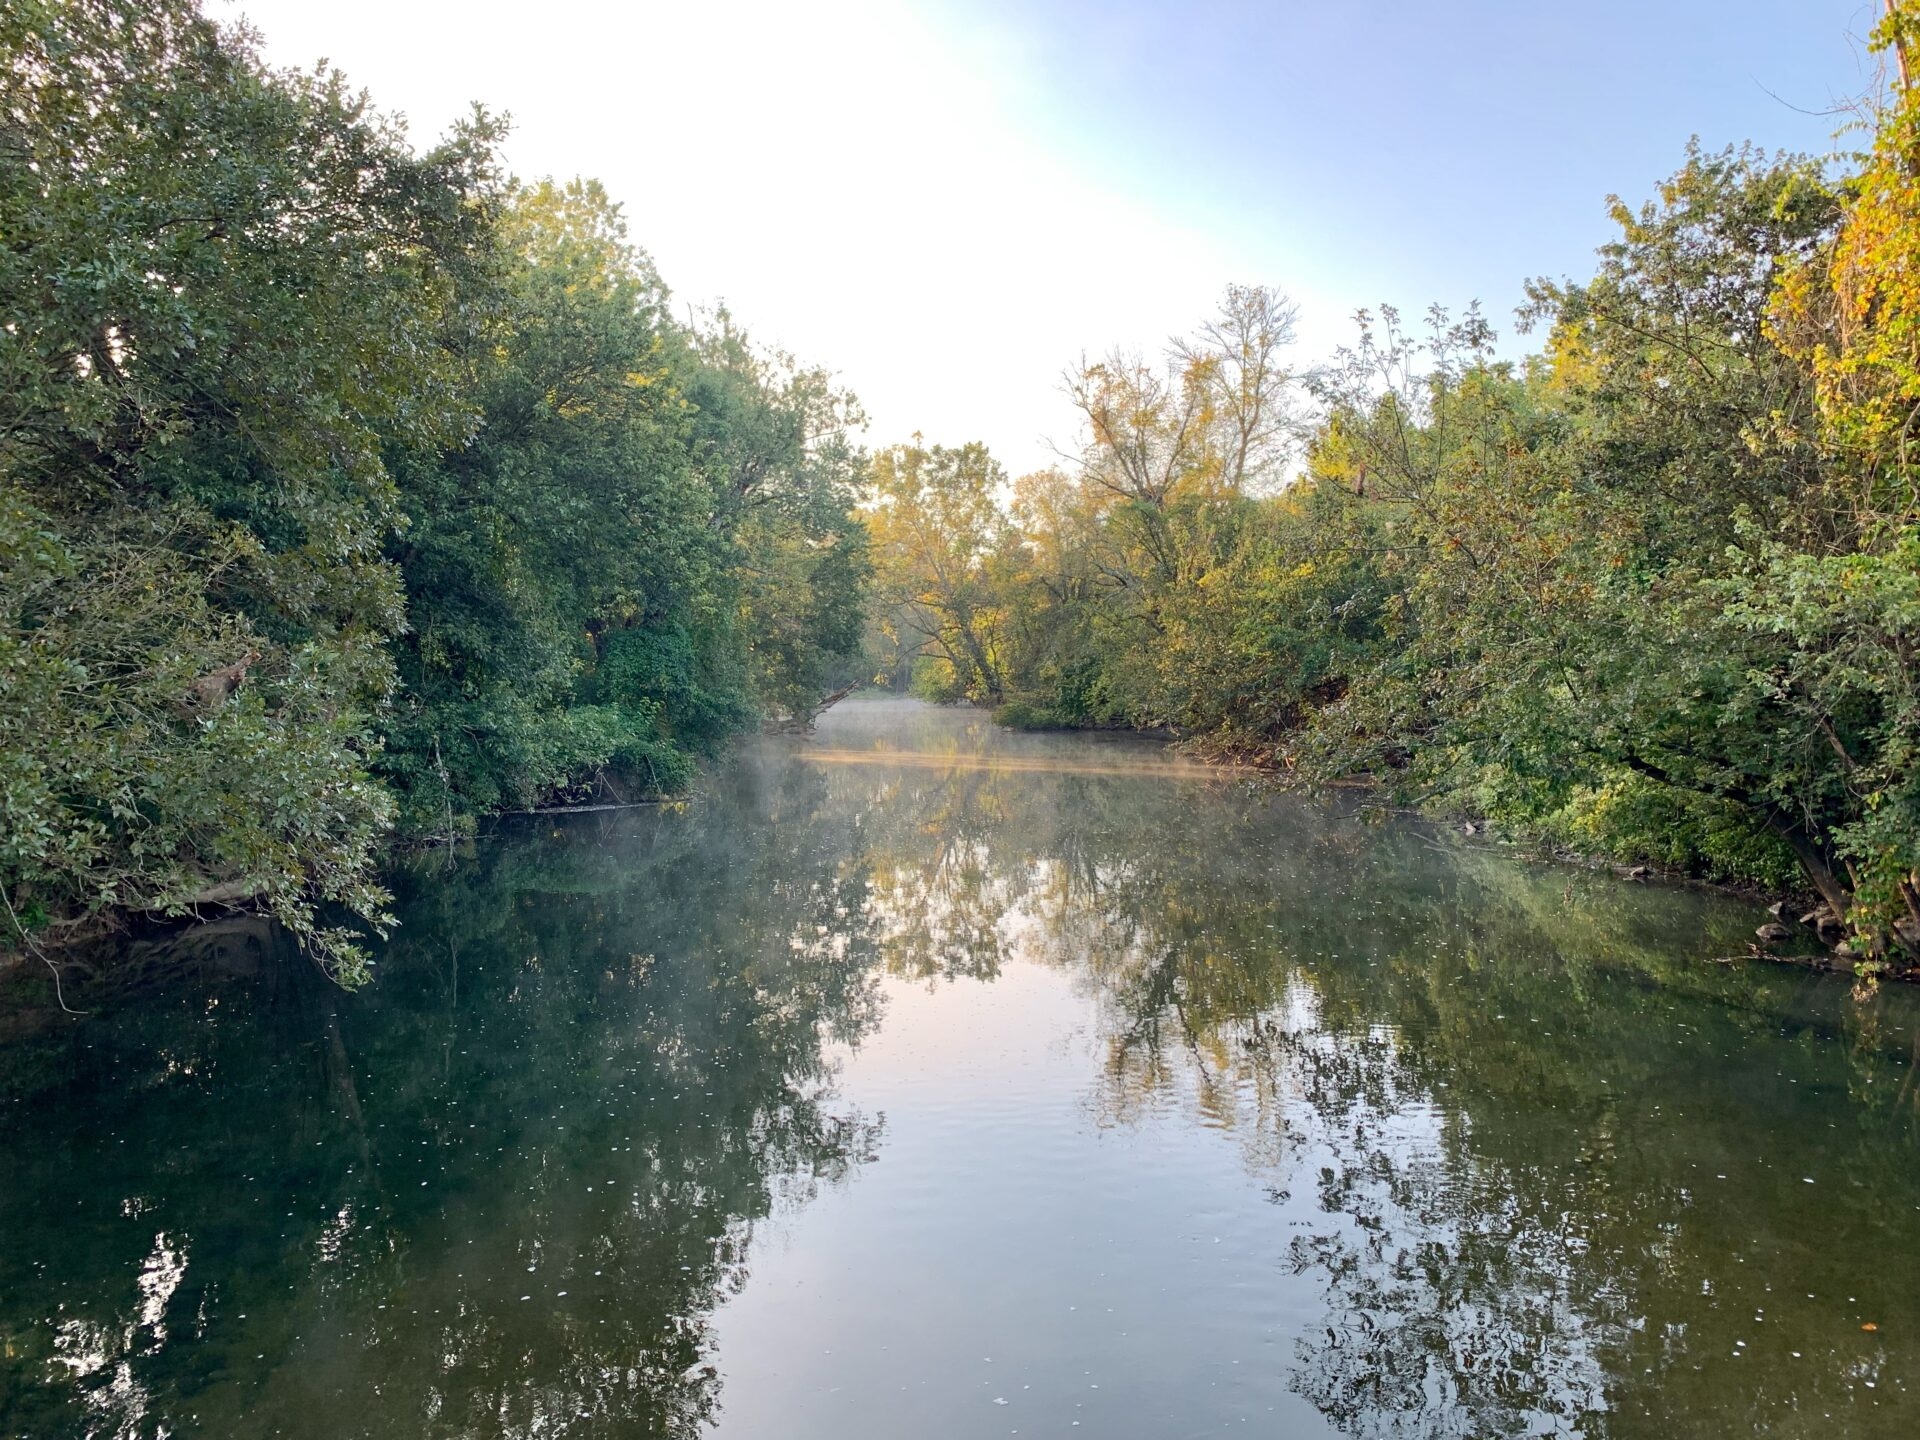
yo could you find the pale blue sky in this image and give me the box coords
[929,1,1876,319]
[238,0,1878,472]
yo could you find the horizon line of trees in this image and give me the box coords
[864,4,1920,972]
[2,0,869,978]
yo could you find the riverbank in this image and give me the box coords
[988,700,1907,981]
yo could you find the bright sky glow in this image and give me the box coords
[232,0,1876,475]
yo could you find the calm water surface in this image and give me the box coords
[2,699,1917,1438]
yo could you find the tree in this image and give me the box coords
[683,316,871,727]
[1,4,874,978]
[1068,284,1301,508]
[382,185,875,823]
[0,0,501,976]
[952,287,1311,732]
[1757,0,1920,956]
[1301,150,1859,916]
[381,178,719,826]
[864,440,1015,702]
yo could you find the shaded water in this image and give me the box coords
[2,698,1917,1438]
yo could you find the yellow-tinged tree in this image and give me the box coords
[1757,0,1920,960]
[1774,1,1920,513]
[863,440,1015,702]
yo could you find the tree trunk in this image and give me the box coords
[1763,812,1854,919]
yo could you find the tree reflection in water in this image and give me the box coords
[808,702,1920,1438]
[0,699,1915,1438]
[0,753,884,1439]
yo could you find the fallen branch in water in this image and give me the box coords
[498,799,679,816]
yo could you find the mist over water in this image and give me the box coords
[2,698,1915,1437]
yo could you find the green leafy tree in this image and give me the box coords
[0,0,501,975]
[683,317,871,726]
[381,179,718,825]
[381,185,871,827]
[1300,149,1855,909]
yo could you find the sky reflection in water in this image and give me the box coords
[1,698,1916,1438]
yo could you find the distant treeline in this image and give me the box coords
[865,10,1920,971]
[2,1,867,975]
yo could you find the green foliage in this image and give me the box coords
[909,654,968,704]
[2,4,870,978]
[895,141,1918,961]
[1291,147,1862,910]
[990,700,1071,731]
[378,178,744,826]
[689,318,871,724]
[0,0,500,976]
[1532,779,1803,890]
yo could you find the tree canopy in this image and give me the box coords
[1,0,868,978]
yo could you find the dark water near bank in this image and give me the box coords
[2,699,1917,1438]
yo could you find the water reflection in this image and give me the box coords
[0,699,1915,1437]
[0,755,883,1438]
